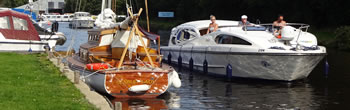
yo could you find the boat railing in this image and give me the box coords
[218,23,310,32]
[255,23,310,32]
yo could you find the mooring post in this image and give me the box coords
[114,102,122,110]
[57,57,61,65]
[45,47,51,58]
[74,71,80,84]
[52,46,56,58]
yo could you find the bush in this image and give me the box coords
[334,26,350,50]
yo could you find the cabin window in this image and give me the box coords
[52,16,56,18]
[0,16,11,29]
[57,16,61,18]
[12,17,28,31]
[46,16,51,18]
[64,16,68,18]
[171,37,176,44]
[215,34,251,45]
[176,29,196,42]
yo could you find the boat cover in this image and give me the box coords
[0,10,40,41]
[138,26,160,40]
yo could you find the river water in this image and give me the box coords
[54,22,350,110]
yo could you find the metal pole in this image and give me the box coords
[78,0,82,12]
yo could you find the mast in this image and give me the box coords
[145,0,150,32]
[101,0,106,19]
[108,0,112,9]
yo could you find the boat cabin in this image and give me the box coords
[79,27,161,66]
[0,10,40,41]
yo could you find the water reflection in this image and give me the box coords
[111,98,168,110]
[166,69,319,110]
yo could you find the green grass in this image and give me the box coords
[0,53,97,110]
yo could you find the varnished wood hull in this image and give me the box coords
[68,56,172,98]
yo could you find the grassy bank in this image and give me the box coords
[0,53,96,110]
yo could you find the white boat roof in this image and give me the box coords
[74,12,90,14]
[179,20,239,30]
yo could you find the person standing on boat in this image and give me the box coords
[273,15,287,38]
[238,15,251,26]
[206,15,219,34]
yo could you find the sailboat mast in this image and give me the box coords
[101,0,106,19]
[145,0,150,32]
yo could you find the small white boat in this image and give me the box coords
[0,10,66,52]
[41,14,74,22]
[161,20,327,81]
[69,12,94,29]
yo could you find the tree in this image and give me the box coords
[2,0,27,8]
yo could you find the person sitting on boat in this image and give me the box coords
[206,15,219,34]
[238,15,252,26]
[273,15,287,38]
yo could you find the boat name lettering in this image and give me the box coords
[258,49,265,52]
[121,80,155,85]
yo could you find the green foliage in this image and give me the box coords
[2,0,27,8]
[134,0,350,27]
[334,26,350,50]
[0,53,97,110]
[65,0,127,15]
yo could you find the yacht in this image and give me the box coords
[0,10,65,52]
[161,20,326,81]
[69,12,94,29]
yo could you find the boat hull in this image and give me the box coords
[0,40,48,52]
[70,20,94,29]
[161,47,326,81]
[68,56,174,98]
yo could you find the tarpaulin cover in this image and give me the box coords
[138,26,160,40]
[0,10,40,41]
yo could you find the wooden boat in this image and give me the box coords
[68,8,181,98]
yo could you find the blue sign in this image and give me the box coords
[158,12,174,18]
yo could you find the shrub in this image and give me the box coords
[334,26,350,50]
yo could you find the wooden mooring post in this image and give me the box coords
[74,71,80,84]
[57,57,61,65]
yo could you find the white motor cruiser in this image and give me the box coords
[69,12,94,29]
[161,20,326,81]
[0,10,65,52]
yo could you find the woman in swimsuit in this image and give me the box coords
[206,15,219,34]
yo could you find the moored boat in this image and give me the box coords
[68,7,181,98]
[161,20,326,81]
[0,10,66,52]
[69,12,94,29]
